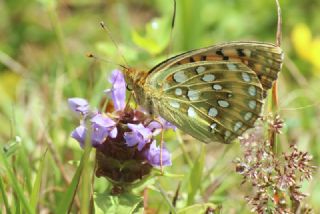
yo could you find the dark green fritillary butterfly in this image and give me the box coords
[124,42,283,144]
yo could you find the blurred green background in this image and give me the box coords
[0,0,319,213]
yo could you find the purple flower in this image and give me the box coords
[91,114,116,131]
[68,98,90,115]
[71,125,86,147]
[124,123,152,151]
[71,114,118,147]
[90,114,118,146]
[147,117,176,136]
[161,119,176,131]
[104,69,126,111]
[145,141,172,167]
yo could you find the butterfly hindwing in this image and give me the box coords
[146,61,264,144]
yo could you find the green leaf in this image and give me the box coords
[30,149,47,212]
[187,144,206,205]
[130,174,157,194]
[56,145,92,213]
[0,147,33,214]
[177,203,220,214]
[154,171,185,179]
[94,191,143,214]
[37,0,57,10]
[175,0,205,50]
[132,18,170,55]
[156,182,177,214]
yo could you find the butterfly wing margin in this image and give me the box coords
[146,61,264,144]
[148,42,283,91]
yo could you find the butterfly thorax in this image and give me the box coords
[123,68,159,115]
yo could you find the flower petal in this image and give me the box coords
[71,125,86,147]
[68,98,90,115]
[147,121,162,136]
[147,118,176,136]
[127,123,152,141]
[124,132,141,147]
[91,123,110,146]
[109,127,118,138]
[147,121,161,130]
[91,114,116,128]
[105,69,126,111]
[158,117,176,131]
[137,140,148,151]
[145,141,172,167]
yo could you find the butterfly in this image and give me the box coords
[123,42,283,144]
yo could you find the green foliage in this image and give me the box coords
[30,149,47,212]
[56,144,92,213]
[177,203,220,214]
[0,146,33,214]
[187,145,205,205]
[94,192,143,214]
[132,17,170,55]
[0,0,319,213]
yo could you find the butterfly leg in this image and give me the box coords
[160,127,164,173]
[150,117,165,173]
[123,91,135,111]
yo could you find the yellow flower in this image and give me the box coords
[310,38,320,70]
[0,72,21,99]
[292,23,320,71]
[292,23,312,60]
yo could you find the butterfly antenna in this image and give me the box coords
[99,21,130,68]
[87,53,128,70]
[166,0,177,59]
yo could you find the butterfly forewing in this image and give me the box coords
[149,42,283,92]
[146,61,264,144]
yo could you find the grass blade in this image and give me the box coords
[156,182,177,214]
[0,148,33,214]
[56,145,92,213]
[0,176,12,214]
[30,149,48,212]
[187,144,205,205]
[80,148,93,214]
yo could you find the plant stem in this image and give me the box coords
[270,0,282,152]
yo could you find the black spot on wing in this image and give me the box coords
[236,48,246,57]
[216,49,223,56]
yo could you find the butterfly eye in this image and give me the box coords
[126,84,133,91]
